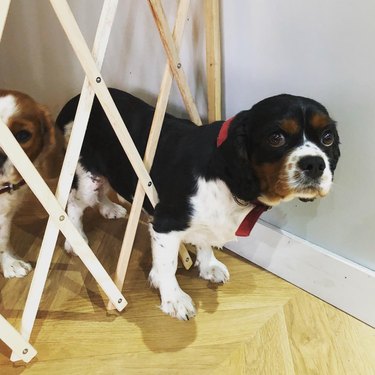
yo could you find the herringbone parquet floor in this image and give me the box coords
[1,194,374,374]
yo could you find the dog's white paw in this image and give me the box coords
[2,253,32,278]
[64,232,88,256]
[197,259,230,283]
[160,288,196,321]
[99,202,127,219]
[149,268,196,320]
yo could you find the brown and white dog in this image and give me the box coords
[0,89,58,278]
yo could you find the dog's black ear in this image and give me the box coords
[329,125,341,173]
[217,111,261,202]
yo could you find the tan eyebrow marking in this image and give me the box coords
[280,119,300,134]
[310,113,331,129]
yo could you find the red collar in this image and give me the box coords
[217,117,270,236]
[217,117,234,147]
[235,201,270,236]
[0,180,26,195]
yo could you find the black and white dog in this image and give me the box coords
[57,88,340,320]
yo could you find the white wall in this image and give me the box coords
[1,1,373,271]
[222,0,375,270]
[0,0,207,118]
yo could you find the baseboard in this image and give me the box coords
[225,221,375,327]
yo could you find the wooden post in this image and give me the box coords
[204,0,222,122]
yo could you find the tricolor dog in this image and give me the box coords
[57,89,340,320]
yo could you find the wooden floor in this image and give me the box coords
[1,195,375,374]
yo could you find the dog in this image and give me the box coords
[0,89,58,278]
[56,88,340,319]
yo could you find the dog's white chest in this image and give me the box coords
[0,190,22,217]
[183,178,252,247]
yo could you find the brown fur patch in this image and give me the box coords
[310,113,331,129]
[253,157,294,204]
[280,119,300,135]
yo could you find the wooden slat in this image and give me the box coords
[11,1,120,360]
[204,0,222,122]
[107,0,193,311]
[50,0,158,207]
[0,315,37,363]
[148,0,202,125]
[0,122,126,310]
[1,3,35,361]
[0,0,11,41]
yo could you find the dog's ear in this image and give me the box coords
[329,125,341,173]
[38,104,56,148]
[37,104,64,179]
[218,110,261,202]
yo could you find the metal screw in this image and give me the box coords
[118,298,122,304]
[22,348,28,355]
[186,258,190,262]
[59,215,65,221]
[148,181,152,187]
[177,63,182,69]
[96,76,101,83]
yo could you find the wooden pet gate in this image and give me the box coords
[0,0,221,362]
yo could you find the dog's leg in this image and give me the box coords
[97,179,127,219]
[64,188,89,254]
[0,211,32,278]
[64,163,100,253]
[195,245,229,283]
[148,227,196,320]
[65,165,127,253]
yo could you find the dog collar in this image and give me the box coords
[235,200,270,236]
[0,180,26,195]
[217,117,235,147]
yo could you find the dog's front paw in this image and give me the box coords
[1,253,32,278]
[197,258,230,283]
[99,202,127,219]
[160,288,196,321]
[150,268,196,320]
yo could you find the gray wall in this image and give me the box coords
[222,0,375,270]
[1,1,373,270]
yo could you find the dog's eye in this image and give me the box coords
[268,132,286,147]
[321,131,334,147]
[15,130,32,144]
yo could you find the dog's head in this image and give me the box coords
[219,94,340,206]
[0,89,57,185]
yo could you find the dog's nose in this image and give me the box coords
[298,156,326,179]
[0,153,7,168]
